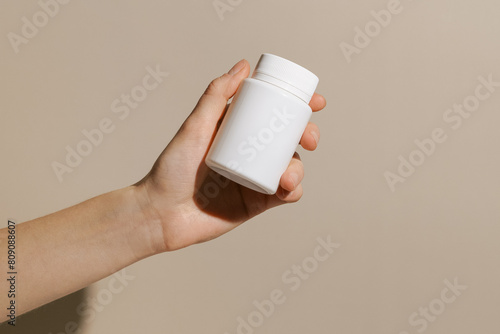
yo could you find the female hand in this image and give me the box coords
[136,59,327,252]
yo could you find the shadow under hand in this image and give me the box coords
[193,165,269,223]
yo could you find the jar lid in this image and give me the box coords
[252,53,319,103]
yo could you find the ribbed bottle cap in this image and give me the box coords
[252,53,319,103]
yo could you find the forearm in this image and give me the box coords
[0,186,158,316]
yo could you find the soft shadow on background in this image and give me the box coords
[0,289,85,333]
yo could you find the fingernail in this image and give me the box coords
[311,131,320,145]
[228,59,246,76]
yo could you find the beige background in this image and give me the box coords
[1,0,499,333]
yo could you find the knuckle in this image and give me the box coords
[205,80,219,96]
[205,74,231,96]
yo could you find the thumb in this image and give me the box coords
[189,59,250,126]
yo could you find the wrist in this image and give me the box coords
[115,185,165,259]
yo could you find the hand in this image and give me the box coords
[135,59,327,252]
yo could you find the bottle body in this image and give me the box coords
[205,78,312,194]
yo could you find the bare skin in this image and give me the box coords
[0,59,327,317]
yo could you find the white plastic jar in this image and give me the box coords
[205,53,319,194]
